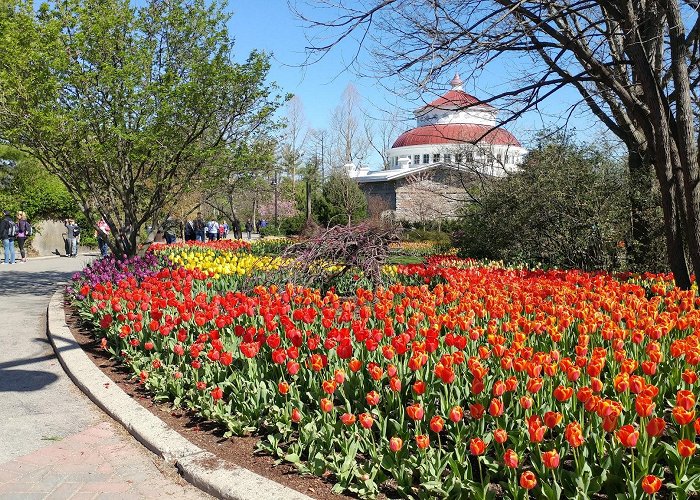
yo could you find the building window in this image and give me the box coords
[444,154,451,163]
[433,153,440,162]
[455,153,463,163]
[414,155,420,165]
[466,151,474,162]
[423,154,429,164]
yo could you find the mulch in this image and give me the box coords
[63,304,356,500]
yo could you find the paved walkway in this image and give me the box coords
[0,253,207,499]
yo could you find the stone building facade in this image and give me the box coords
[349,74,526,222]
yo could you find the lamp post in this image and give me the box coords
[271,171,278,227]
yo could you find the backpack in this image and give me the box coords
[73,225,80,237]
[27,223,33,236]
[6,220,17,238]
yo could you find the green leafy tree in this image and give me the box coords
[0,146,76,221]
[316,170,367,226]
[0,0,282,256]
[458,137,632,270]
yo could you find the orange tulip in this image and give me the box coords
[519,471,537,490]
[489,398,504,417]
[542,449,560,469]
[565,422,585,448]
[677,390,696,411]
[430,415,445,433]
[469,437,486,455]
[340,413,356,426]
[673,406,695,425]
[678,438,696,458]
[448,406,464,423]
[415,434,430,449]
[358,412,374,429]
[493,428,508,444]
[635,396,655,418]
[406,403,425,421]
[641,474,662,495]
[544,411,563,428]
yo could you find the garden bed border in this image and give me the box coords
[46,290,312,500]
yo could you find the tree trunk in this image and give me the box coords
[627,150,654,269]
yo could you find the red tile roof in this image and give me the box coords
[420,90,495,111]
[392,123,521,148]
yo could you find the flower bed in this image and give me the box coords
[69,244,700,498]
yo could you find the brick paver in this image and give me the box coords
[0,422,206,499]
[0,255,209,499]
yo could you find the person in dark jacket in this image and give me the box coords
[193,212,206,242]
[245,219,253,239]
[0,210,16,264]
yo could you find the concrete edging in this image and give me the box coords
[47,290,312,500]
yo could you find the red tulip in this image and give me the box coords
[358,412,374,429]
[448,406,464,423]
[503,449,519,468]
[389,436,403,452]
[320,398,333,413]
[211,386,224,401]
[291,408,302,423]
[646,417,666,437]
[617,425,639,448]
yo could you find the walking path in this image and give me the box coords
[0,253,207,499]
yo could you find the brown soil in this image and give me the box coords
[63,304,355,500]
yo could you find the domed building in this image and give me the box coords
[349,74,527,222]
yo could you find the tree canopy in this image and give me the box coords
[0,0,283,256]
[296,0,700,287]
[458,137,641,270]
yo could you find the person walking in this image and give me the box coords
[245,219,253,240]
[184,219,195,241]
[96,218,110,257]
[64,219,79,257]
[206,219,219,241]
[0,210,17,264]
[162,216,180,245]
[232,219,241,240]
[16,211,32,262]
[193,213,206,242]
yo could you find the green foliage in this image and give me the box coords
[315,170,367,226]
[0,0,283,256]
[457,136,629,270]
[0,146,78,222]
[278,213,306,236]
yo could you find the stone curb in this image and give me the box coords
[47,290,312,500]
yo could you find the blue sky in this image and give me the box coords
[227,1,610,168]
